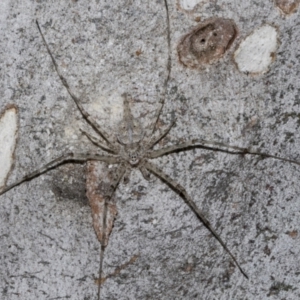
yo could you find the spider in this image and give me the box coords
[1,14,300,300]
[0,18,249,275]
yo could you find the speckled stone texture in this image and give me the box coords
[0,0,300,299]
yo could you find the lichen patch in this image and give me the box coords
[177,17,238,68]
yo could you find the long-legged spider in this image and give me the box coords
[1,8,300,300]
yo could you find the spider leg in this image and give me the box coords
[80,127,118,154]
[149,139,252,158]
[150,138,300,166]
[139,165,153,181]
[97,163,127,300]
[148,0,171,135]
[36,20,116,151]
[146,118,176,150]
[0,153,119,195]
[123,167,131,184]
[144,161,248,279]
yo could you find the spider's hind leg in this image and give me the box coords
[146,117,177,150]
[144,160,248,279]
[0,153,118,195]
[139,165,154,182]
[87,162,126,299]
[80,127,119,154]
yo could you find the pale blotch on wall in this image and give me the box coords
[178,0,205,11]
[0,106,18,190]
[89,92,123,124]
[64,92,123,142]
[234,25,278,75]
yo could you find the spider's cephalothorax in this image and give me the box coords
[122,143,143,166]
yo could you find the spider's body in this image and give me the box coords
[117,116,145,167]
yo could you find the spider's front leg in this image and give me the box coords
[80,127,119,154]
[144,160,248,279]
[36,20,118,153]
[146,118,176,151]
[149,138,300,166]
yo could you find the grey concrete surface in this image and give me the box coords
[0,0,300,299]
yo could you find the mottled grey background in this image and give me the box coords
[0,0,300,299]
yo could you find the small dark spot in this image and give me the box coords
[40,95,46,102]
[270,52,276,60]
[268,281,295,296]
[135,49,143,56]
[50,164,88,206]
[263,245,271,256]
[286,230,298,239]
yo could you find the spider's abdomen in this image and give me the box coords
[117,119,144,145]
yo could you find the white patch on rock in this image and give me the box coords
[64,92,123,142]
[90,92,123,124]
[234,25,278,75]
[178,0,204,11]
[0,106,18,189]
